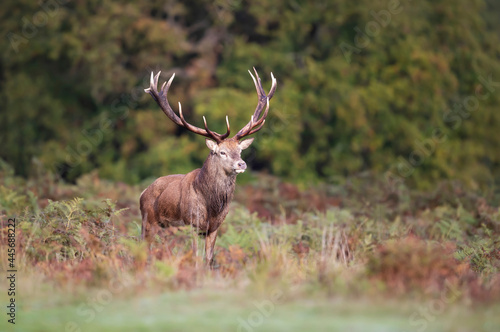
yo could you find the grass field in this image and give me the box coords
[3,289,500,332]
[1,163,499,331]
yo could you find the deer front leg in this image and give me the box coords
[205,229,218,267]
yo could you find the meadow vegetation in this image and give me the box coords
[1,160,499,331]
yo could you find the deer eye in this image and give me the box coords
[220,151,227,157]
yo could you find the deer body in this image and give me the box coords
[140,68,276,265]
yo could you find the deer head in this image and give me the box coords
[144,68,277,175]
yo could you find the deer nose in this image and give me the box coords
[237,161,247,170]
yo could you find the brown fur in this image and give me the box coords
[141,68,276,265]
[140,139,247,265]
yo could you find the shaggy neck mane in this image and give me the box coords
[194,153,236,217]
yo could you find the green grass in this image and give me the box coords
[3,289,499,332]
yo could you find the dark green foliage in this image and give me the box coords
[1,0,500,188]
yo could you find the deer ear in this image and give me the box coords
[205,139,218,152]
[239,138,254,150]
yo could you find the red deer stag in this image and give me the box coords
[140,68,277,265]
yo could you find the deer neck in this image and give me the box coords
[194,153,236,216]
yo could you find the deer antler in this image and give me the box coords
[233,67,277,140]
[145,71,230,143]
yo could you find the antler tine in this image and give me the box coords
[161,73,175,92]
[213,115,230,140]
[178,102,189,127]
[220,116,231,139]
[268,72,277,99]
[248,69,259,104]
[154,71,161,87]
[252,67,266,108]
[202,115,231,142]
[144,71,183,127]
[144,72,155,100]
[202,116,221,142]
[247,120,266,136]
[236,98,269,138]
[251,67,277,120]
[253,97,270,127]
[234,69,277,140]
[145,71,231,143]
[179,103,223,143]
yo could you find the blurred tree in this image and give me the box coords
[0,0,499,189]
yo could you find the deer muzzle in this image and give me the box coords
[235,161,247,173]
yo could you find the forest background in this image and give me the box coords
[2,0,500,191]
